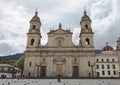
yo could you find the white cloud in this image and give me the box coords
[91,0,120,49]
[0,1,29,56]
[72,27,81,45]
[0,0,120,56]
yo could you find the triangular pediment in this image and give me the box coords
[48,28,73,34]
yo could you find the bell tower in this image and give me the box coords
[79,10,94,48]
[26,10,42,48]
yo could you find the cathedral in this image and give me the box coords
[23,10,120,78]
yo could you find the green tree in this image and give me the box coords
[15,56,24,71]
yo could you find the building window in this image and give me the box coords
[33,25,36,30]
[96,65,99,69]
[31,39,35,45]
[88,61,90,66]
[102,71,105,75]
[29,62,32,67]
[101,65,104,69]
[108,71,111,75]
[113,65,115,69]
[112,59,115,62]
[86,38,90,45]
[106,59,109,62]
[96,59,99,62]
[107,65,110,69]
[113,71,116,75]
[85,24,88,29]
[32,25,36,32]
[101,59,104,62]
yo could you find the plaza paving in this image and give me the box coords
[0,79,120,85]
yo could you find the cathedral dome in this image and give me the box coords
[30,11,41,24]
[81,10,91,21]
[102,42,114,51]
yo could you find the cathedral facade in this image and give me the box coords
[23,10,120,78]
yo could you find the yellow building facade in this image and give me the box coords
[23,10,120,78]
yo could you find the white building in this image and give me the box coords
[0,64,21,78]
[95,43,120,77]
[14,67,22,78]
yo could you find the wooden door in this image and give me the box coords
[56,64,63,77]
[40,66,46,77]
[73,66,79,78]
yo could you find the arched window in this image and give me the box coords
[112,59,115,62]
[29,62,32,67]
[101,65,104,69]
[31,39,35,45]
[85,24,88,29]
[96,65,99,69]
[113,65,115,69]
[107,65,110,69]
[107,59,109,62]
[33,25,36,30]
[86,38,90,45]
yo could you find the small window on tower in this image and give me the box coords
[85,24,88,29]
[86,38,90,45]
[31,39,35,45]
[32,25,36,32]
[33,25,36,30]
[29,62,32,67]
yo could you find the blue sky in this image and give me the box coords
[0,0,120,56]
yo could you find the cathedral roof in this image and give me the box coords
[48,23,73,34]
[81,10,91,21]
[102,42,114,51]
[30,11,41,24]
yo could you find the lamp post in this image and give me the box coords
[90,64,94,77]
[89,61,95,78]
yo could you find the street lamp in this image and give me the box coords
[90,64,94,77]
[88,61,95,78]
